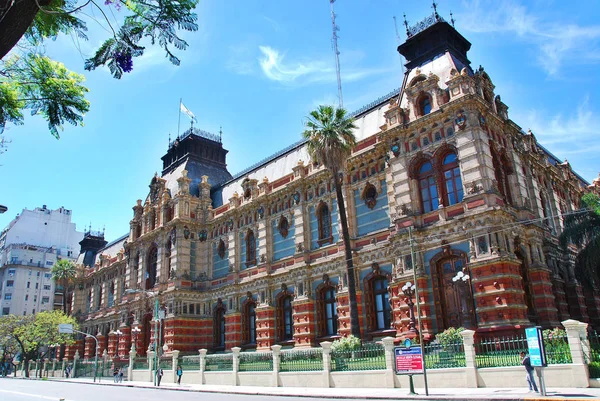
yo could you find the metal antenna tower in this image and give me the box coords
[330,0,343,108]
[393,16,406,74]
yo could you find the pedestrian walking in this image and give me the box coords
[520,351,539,393]
[176,365,182,385]
[118,367,124,383]
[113,366,119,383]
[156,366,163,386]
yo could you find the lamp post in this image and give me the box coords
[452,269,477,329]
[401,281,418,334]
[131,326,141,353]
[113,329,123,359]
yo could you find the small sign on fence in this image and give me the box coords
[394,346,423,374]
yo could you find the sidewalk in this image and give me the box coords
[49,377,600,401]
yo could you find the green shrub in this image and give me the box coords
[436,327,465,347]
[331,335,362,352]
[543,328,567,347]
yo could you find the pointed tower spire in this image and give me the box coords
[432,1,440,20]
[403,13,410,37]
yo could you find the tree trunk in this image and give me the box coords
[0,0,51,60]
[333,172,362,339]
[23,358,29,378]
[63,278,68,314]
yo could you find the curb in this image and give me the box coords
[48,379,527,401]
[7,377,596,401]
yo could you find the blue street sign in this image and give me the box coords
[525,327,547,367]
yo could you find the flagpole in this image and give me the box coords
[178,98,182,137]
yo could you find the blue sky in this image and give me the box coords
[1,0,599,242]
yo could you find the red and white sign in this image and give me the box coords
[394,347,423,374]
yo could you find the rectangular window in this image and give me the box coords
[8,269,16,275]
[46,261,53,266]
[2,307,9,315]
[4,294,12,300]
[25,295,28,301]
[6,280,14,287]
[37,271,41,276]
[34,296,37,302]
[44,273,52,279]
[27,282,30,289]
[43,285,51,290]
[41,297,50,304]
[10,257,18,264]
[32,309,35,314]
[35,283,39,289]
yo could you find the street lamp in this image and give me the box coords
[124,289,163,386]
[112,329,123,358]
[401,281,418,334]
[131,326,141,353]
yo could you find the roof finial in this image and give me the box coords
[450,10,455,27]
[403,13,410,36]
[168,132,171,147]
[432,1,440,20]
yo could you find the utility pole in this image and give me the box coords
[330,0,343,108]
[409,226,429,396]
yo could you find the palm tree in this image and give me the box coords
[559,193,600,287]
[303,105,361,338]
[51,259,77,314]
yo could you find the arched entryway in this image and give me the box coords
[431,248,477,330]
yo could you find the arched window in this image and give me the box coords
[417,161,439,213]
[86,290,92,313]
[317,202,332,246]
[442,153,464,206]
[372,277,391,330]
[146,245,158,290]
[244,300,257,345]
[491,147,513,206]
[323,287,338,336]
[97,286,103,309]
[246,230,256,267]
[165,239,172,279]
[107,282,114,307]
[279,295,294,342]
[214,305,226,350]
[419,95,432,116]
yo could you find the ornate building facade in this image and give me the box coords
[67,13,600,360]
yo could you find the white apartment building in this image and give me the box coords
[0,205,83,316]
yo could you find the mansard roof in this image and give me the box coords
[212,88,401,207]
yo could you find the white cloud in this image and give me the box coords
[257,46,389,86]
[515,97,600,159]
[458,0,600,76]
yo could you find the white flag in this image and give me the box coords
[180,102,197,123]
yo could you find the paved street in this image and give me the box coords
[1,377,600,401]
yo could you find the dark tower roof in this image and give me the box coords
[161,127,233,195]
[78,231,107,267]
[398,15,471,70]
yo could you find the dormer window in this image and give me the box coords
[418,94,432,116]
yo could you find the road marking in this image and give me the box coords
[0,388,73,400]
